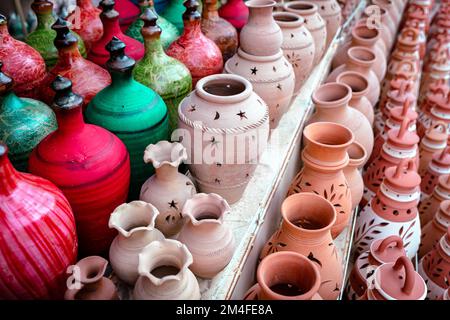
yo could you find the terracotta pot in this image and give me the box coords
[361,6,395,52]
[244,251,322,300]
[353,17,388,57]
[109,201,165,285]
[116,0,141,31]
[218,0,249,31]
[417,86,450,141]
[0,143,77,299]
[260,193,343,299]
[284,1,327,65]
[67,0,103,51]
[287,122,354,237]
[420,48,450,102]
[133,239,201,300]
[403,17,428,60]
[178,193,235,278]
[225,48,295,129]
[64,256,118,300]
[273,12,315,95]
[417,83,450,132]
[140,141,197,237]
[346,236,406,300]
[309,0,342,47]
[419,174,450,227]
[405,0,433,29]
[418,122,448,178]
[240,0,282,56]
[308,82,373,164]
[343,142,367,211]
[177,74,270,203]
[420,147,450,197]
[419,200,450,258]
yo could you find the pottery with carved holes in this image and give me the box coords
[421,146,450,197]
[419,50,450,105]
[307,0,342,47]
[418,122,448,178]
[67,0,103,51]
[417,84,450,140]
[419,174,450,227]
[419,200,450,258]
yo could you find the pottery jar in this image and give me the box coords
[29,76,131,257]
[417,83,450,127]
[405,0,432,29]
[346,236,406,300]
[308,0,342,47]
[284,1,327,65]
[403,17,427,60]
[67,0,103,51]
[133,8,192,133]
[287,122,354,237]
[244,251,322,300]
[0,143,78,300]
[360,6,395,52]
[308,82,373,164]
[240,0,282,57]
[355,159,422,259]
[420,147,450,197]
[273,12,315,95]
[177,74,270,204]
[140,141,197,237]
[161,0,187,33]
[260,193,343,299]
[219,0,249,31]
[109,201,165,285]
[417,87,450,141]
[133,239,201,300]
[116,0,141,31]
[420,49,450,103]
[419,200,450,258]
[419,174,450,227]
[343,141,367,211]
[64,256,118,300]
[418,122,448,177]
[178,193,235,278]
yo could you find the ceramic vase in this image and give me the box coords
[309,0,342,47]
[219,0,249,31]
[420,147,450,197]
[419,200,450,258]
[418,122,448,178]
[161,0,186,33]
[418,82,450,118]
[419,174,450,227]
[343,142,367,211]
[419,51,450,104]
[29,76,130,256]
[360,7,395,53]
[0,143,78,300]
[67,0,103,51]
[116,0,141,31]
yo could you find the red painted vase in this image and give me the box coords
[88,0,144,67]
[116,0,141,31]
[167,0,223,86]
[29,76,130,257]
[0,143,78,299]
[219,0,249,31]
[0,14,46,100]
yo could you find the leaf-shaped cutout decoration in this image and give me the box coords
[399,226,404,236]
[324,189,328,199]
[214,111,220,120]
[359,241,368,246]
[307,252,322,267]
[369,219,375,226]
[360,263,370,269]
[372,230,382,234]
[380,222,389,227]
[364,236,374,240]
[305,182,312,186]
[330,193,336,202]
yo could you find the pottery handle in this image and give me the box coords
[393,158,416,178]
[392,256,415,295]
[400,28,419,41]
[428,121,447,135]
[396,116,413,140]
[376,236,404,253]
[400,97,411,116]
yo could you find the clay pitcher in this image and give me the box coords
[343,141,367,211]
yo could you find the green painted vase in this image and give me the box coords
[161,0,202,33]
[126,0,179,49]
[25,0,86,69]
[0,62,57,172]
[85,36,169,199]
[133,9,192,133]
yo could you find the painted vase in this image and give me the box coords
[309,0,342,47]
[64,256,118,300]
[125,0,179,49]
[67,0,103,51]
[29,76,131,257]
[273,11,315,95]
[177,74,270,204]
[419,174,450,227]
[419,200,450,258]
[420,147,450,198]
[218,0,249,31]
[133,9,191,133]
[0,14,46,100]
[260,193,343,299]
[287,122,354,237]
[140,141,197,237]
[85,37,169,199]
[355,159,422,260]
[244,252,322,300]
[418,122,448,178]
[343,141,366,211]
[109,201,165,285]
[133,239,201,300]
[0,143,77,300]
[160,0,187,34]
[284,1,327,65]
[116,0,141,31]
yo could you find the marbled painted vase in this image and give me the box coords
[0,143,77,300]
[343,142,367,211]
[287,122,354,237]
[418,122,448,178]
[161,0,187,33]
[309,0,342,47]
[420,147,450,198]
[419,174,450,227]
[219,0,249,31]
[260,193,343,299]
[67,0,103,51]
[29,76,130,257]
[419,200,450,258]
[116,0,141,31]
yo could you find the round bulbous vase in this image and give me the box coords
[309,0,342,47]
[67,0,103,51]
[116,0,141,31]
[343,141,367,211]
[219,0,249,31]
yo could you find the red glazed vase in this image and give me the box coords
[116,0,141,31]
[29,76,131,257]
[167,0,223,86]
[420,147,450,197]
[218,0,249,31]
[418,122,448,177]
[419,200,450,258]
[0,14,46,100]
[0,143,78,299]
[419,174,450,227]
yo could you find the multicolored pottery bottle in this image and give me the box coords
[0,143,78,300]
[67,0,103,51]
[420,147,450,198]
[133,8,191,133]
[219,0,249,31]
[161,0,188,33]
[419,174,450,227]
[418,122,448,178]
[0,62,57,172]
[116,0,141,31]
[419,200,450,258]
[29,76,131,257]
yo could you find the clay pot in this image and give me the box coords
[361,6,395,52]
[308,82,373,164]
[355,159,422,259]
[417,86,450,140]
[403,17,427,60]
[346,236,406,300]
[225,48,295,128]
[219,0,249,31]
[418,122,448,178]
[273,12,315,95]
[0,143,77,299]
[133,239,201,300]
[178,193,235,278]
[240,0,282,57]
[343,142,367,211]
[140,141,197,237]
[419,200,450,258]
[260,193,343,299]
[420,48,450,103]
[419,174,450,227]
[116,0,141,31]
[420,147,450,197]
[287,122,354,237]
[64,256,118,300]
[67,0,103,51]
[284,1,327,65]
[177,74,270,203]
[244,251,322,300]
[309,0,342,47]
[108,201,165,285]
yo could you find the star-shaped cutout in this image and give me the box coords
[251,67,258,75]
[215,178,221,184]
[276,84,282,91]
[188,105,196,112]
[168,200,178,210]
[290,33,294,38]
[237,110,247,120]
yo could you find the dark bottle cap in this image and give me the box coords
[140,8,162,38]
[100,0,119,19]
[0,61,13,95]
[183,0,201,21]
[51,75,83,110]
[52,17,78,49]
[31,0,53,14]
[0,14,7,26]
[106,36,135,72]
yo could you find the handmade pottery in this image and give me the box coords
[417,85,450,140]
[418,122,448,177]
[161,0,187,33]
[133,239,201,300]
[309,0,342,47]
[219,0,249,31]
[116,0,141,31]
[0,143,77,300]
[178,193,235,278]
[419,200,450,258]
[67,0,103,51]
[177,74,270,203]
[343,142,367,210]
[372,0,401,28]
[140,141,197,237]
[419,51,450,103]
[109,201,165,285]
[403,16,427,60]
[419,174,450,227]
[260,193,343,299]
[29,76,130,256]
[420,147,450,197]
[360,7,395,53]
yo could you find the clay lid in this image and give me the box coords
[436,174,450,195]
[0,61,13,95]
[387,117,420,148]
[383,159,421,195]
[429,147,450,173]
[106,37,135,73]
[386,79,416,106]
[182,0,201,21]
[100,0,119,19]
[422,122,448,149]
[435,200,450,228]
[51,75,84,110]
[396,28,421,52]
[389,100,418,125]
[388,66,416,87]
[31,0,53,14]
[52,17,78,49]
[140,8,162,38]
[370,236,406,265]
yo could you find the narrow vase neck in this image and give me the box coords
[1,92,24,112]
[111,71,134,87]
[55,107,86,134]
[347,60,371,78]
[143,37,165,58]
[182,20,202,38]
[0,155,21,195]
[155,163,179,181]
[36,12,56,30]
[102,16,123,39]
[57,45,83,66]
[202,2,219,20]
[248,6,273,24]
[281,219,331,245]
